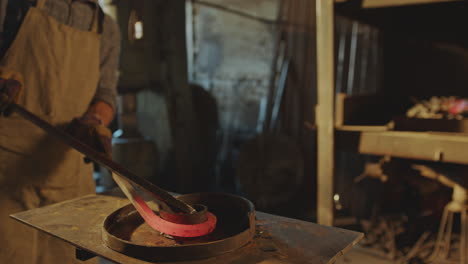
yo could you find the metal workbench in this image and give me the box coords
[11,194,363,264]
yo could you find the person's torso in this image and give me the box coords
[0,0,101,58]
[0,0,101,189]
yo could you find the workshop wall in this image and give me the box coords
[189,0,323,218]
[190,0,278,138]
[190,0,280,191]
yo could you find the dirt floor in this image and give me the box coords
[336,246,396,264]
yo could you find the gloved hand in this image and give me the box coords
[66,114,112,162]
[0,68,23,116]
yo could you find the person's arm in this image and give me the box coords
[86,13,121,126]
[66,12,120,158]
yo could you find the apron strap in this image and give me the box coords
[36,0,47,9]
[35,0,100,33]
[90,2,100,33]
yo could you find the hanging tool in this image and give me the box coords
[9,103,217,237]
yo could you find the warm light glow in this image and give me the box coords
[134,21,144,40]
[333,194,340,202]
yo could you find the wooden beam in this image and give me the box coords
[334,93,346,127]
[335,0,459,8]
[336,125,389,132]
[361,0,458,8]
[163,0,199,193]
[316,0,335,226]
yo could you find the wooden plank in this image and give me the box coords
[334,93,346,127]
[393,117,468,133]
[336,125,389,132]
[361,0,459,8]
[336,130,468,165]
[316,0,335,226]
[11,195,363,264]
[335,0,459,8]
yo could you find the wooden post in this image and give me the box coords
[162,0,199,193]
[316,0,335,226]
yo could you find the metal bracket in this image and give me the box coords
[76,248,97,261]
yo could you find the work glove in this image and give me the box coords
[0,68,23,116]
[66,114,112,162]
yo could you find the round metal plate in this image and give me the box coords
[102,193,256,262]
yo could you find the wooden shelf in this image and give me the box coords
[316,0,466,226]
[336,128,468,165]
[336,125,390,132]
[336,0,460,8]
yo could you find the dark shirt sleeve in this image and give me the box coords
[94,14,120,112]
[0,0,31,58]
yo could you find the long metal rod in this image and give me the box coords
[10,103,196,214]
[359,25,371,94]
[270,60,290,131]
[347,21,359,95]
[335,18,347,94]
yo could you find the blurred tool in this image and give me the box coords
[354,156,390,183]
[413,164,468,264]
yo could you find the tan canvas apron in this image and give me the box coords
[0,0,101,263]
